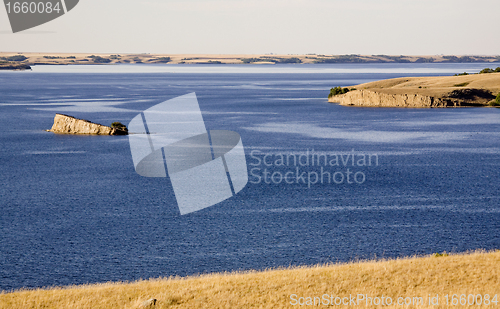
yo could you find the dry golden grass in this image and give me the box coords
[353,73,500,98]
[1,250,499,309]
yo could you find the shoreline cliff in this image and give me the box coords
[329,73,500,108]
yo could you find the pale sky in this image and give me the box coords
[1,0,499,55]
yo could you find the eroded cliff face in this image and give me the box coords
[48,114,127,135]
[328,90,490,108]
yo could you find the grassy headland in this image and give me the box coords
[0,56,31,70]
[1,250,499,308]
[329,72,500,107]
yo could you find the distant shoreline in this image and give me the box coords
[1,52,500,70]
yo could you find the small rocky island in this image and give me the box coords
[329,71,500,108]
[48,114,128,135]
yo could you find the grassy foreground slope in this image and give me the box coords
[1,251,499,309]
[330,73,500,107]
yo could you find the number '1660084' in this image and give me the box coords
[444,294,498,306]
[5,2,61,14]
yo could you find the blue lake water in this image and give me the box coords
[1,63,499,291]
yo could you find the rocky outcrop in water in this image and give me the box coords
[48,114,128,135]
